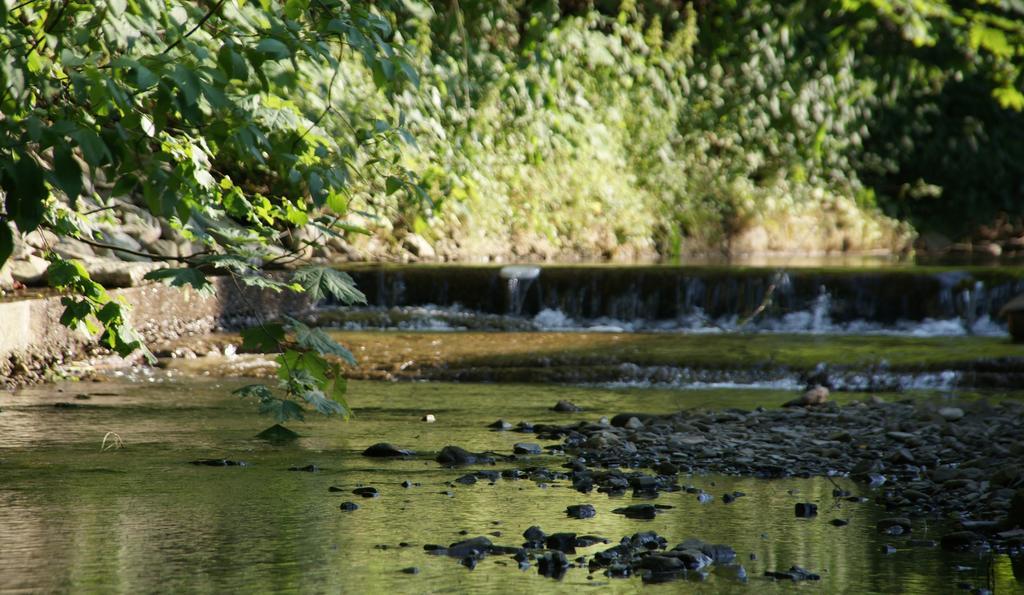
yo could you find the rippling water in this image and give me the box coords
[1,378,1022,593]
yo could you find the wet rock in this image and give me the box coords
[288,464,319,472]
[190,459,246,467]
[545,533,577,553]
[523,526,547,548]
[612,504,671,519]
[513,443,542,455]
[353,487,380,498]
[566,504,596,519]
[401,480,414,488]
[446,536,493,558]
[795,503,818,518]
[715,564,748,582]
[421,414,436,423]
[783,385,829,408]
[362,443,415,457]
[537,551,569,578]
[765,566,821,581]
[400,567,419,575]
[552,400,582,413]
[1009,489,1024,528]
[488,419,513,430]
[339,502,359,511]
[436,446,494,466]
[454,474,477,485]
[877,518,912,535]
[939,407,965,421]
[941,531,984,551]
[881,544,897,554]
[830,519,850,527]
[637,555,686,572]
[255,424,299,443]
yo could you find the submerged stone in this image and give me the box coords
[255,424,299,443]
[190,459,246,467]
[362,443,416,457]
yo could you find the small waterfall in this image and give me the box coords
[811,287,831,333]
[500,266,541,315]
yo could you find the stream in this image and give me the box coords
[2,264,1024,593]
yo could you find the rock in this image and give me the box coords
[1009,489,1024,528]
[86,260,167,287]
[401,234,436,259]
[877,518,912,535]
[362,443,415,457]
[938,407,965,421]
[288,464,319,472]
[352,487,380,498]
[339,502,359,511]
[552,400,582,412]
[612,504,671,519]
[795,503,818,518]
[9,255,49,285]
[255,424,299,443]
[400,567,419,575]
[624,416,645,430]
[566,504,596,519]
[523,526,547,548]
[488,419,513,430]
[638,555,686,572]
[537,551,569,578]
[446,536,492,558]
[436,445,493,466]
[941,531,984,551]
[784,385,829,407]
[454,474,477,485]
[513,442,542,455]
[190,459,246,467]
[830,519,849,527]
[545,533,577,552]
[764,566,821,581]
[421,414,436,423]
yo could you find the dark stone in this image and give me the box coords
[401,480,414,488]
[941,531,984,551]
[328,486,344,492]
[339,501,359,511]
[190,459,246,467]
[764,566,821,581]
[447,536,493,558]
[566,504,597,519]
[488,419,513,430]
[436,446,494,466]
[53,402,80,409]
[700,543,736,564]
[612,504,666,519]
[288,464,319,472]
[638,555,686,572]
[362,443,415,457]
[575,535,610,547]
[514,442,542,455]
[552,400,582,413]
[830,519,849,527]
[537,551,569,578]
[523,526,547,548]
[545,532,578,553]
[352,487,380,498]
[400,567,419,575]
[880,544,896,554]
[795,503,818,518]
[877,518,912,535]
[454,474,477,485]
[255,424,299,443]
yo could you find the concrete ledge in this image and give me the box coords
[0,277,311,387]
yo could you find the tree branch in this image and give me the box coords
[162,0,227,55]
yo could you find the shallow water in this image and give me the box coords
[2,378,1022,593]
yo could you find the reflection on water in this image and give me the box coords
[1,378,1021,593]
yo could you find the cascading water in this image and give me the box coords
[499,266,541,316]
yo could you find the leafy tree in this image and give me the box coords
[0,0,420,422]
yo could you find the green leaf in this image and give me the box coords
[143,268,215,295]
[53,146,83,201]
[291,266,366,304]
[241,324,285,352]
[256,38,290,60]
[289,319,357,365]
[2,153,48,232]
[73,129,112,168]
[170,64,201,105]
[385,175,403,195]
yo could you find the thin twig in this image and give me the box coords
[162,0,227,55]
